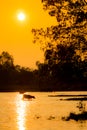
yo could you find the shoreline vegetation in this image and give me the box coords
[0,82,87,92]
[0,51,86,92]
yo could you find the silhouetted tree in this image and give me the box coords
[32,0,87,86]
[0,51,15,86]
[0,51,14,66]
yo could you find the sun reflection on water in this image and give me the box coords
[16,94,30,130]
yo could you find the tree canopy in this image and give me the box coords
[32,0,87,88]
[32,0,87,58]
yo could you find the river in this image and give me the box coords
[0,91,87,130]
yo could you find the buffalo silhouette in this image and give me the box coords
[22,94,35,100]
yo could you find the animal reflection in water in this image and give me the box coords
[22,94,35,100]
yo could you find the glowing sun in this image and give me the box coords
[17,12,25,21]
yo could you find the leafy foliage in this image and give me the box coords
[32,0,87,88]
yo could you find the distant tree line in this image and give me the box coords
[0,51,39,91]
[0,49,87,91]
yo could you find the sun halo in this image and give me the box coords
[17,12,26,21]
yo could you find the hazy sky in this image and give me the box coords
[0,0,56,69]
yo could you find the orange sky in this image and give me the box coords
[0,0,57,69]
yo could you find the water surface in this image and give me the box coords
[0,91,87,130]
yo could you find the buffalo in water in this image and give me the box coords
[22,94,35,100]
